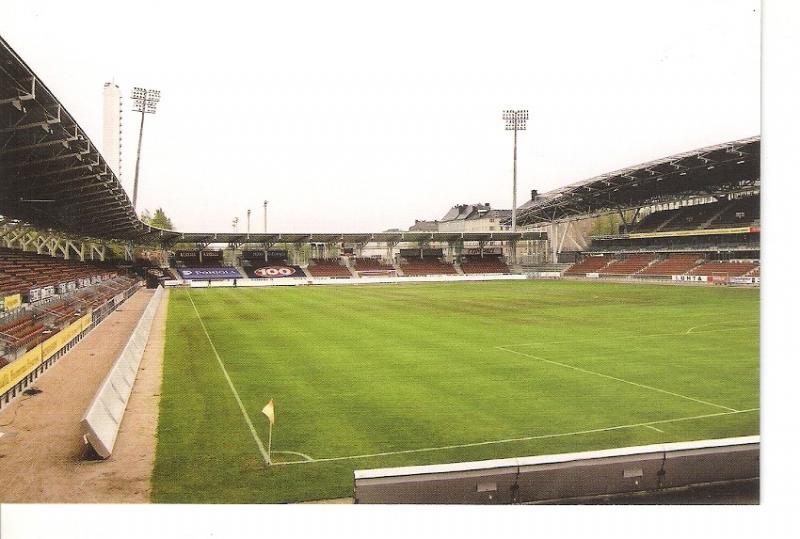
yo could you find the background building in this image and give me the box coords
[102,82,122,178]
[437,203,511,233]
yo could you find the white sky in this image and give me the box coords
[2,0,760,233]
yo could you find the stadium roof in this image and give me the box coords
[509,136,760,226]
[146,230,546,246]
[0,35,545,247]
[8,33,755,244]
[0,34,150,240]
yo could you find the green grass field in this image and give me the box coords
[151,280,759,503]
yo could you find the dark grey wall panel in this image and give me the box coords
[354,436,759,504]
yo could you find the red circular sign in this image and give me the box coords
[254,266,296,278]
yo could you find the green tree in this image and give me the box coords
[589,214,621,236]
[141,207,175,230]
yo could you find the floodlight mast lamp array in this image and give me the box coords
[503,109,528,232]
[131,87,161,211]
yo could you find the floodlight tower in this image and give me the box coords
[263,200,269,233]
[502,109,528,232]
[247,209,251,234]
[131,87,161,210]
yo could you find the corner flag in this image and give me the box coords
[262,399,275,425]
[262,399,275,464]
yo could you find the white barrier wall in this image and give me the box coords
[80,287,164,458]
[354,436,759,504]
[526,271,562,279]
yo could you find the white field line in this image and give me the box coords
[187,291,271,467]
[499,324,760,350]
[273,450,315,462]
[645,425,665,433]
[495,346,739,412]
[271,408,758,466]
[684,321,759,335]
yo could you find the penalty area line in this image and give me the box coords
[270,408,758,466]
[495,346,738,413]
[187,291,272,467]
[500,325,760,350]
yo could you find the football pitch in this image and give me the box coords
[152,280,759,503]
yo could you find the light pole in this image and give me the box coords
[263,200,269,233]
[502,109,528,232]
[131,87,161,210]
[247,209,251,234]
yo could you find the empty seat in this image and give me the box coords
[400,257,458,276]
[564,256,612,275]
[307,259,352,278]
[639,254,705,276]
[597,254,656,275]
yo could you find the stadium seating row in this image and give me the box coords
[564,256,612,275]
[688,261,758,277]
[400,257,458,276]
[564,253,759,278]
[597,254,655,275]
[0,274,138,364]
[189,256,510,279]
[0,314,40,347]
[629,196,759,234]
[307,259,352,278]
[0,247,117,299]
[638,254,704,276]
[353,257,392,270]
[459,255,511,275]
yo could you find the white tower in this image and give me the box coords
[102,82,123,178]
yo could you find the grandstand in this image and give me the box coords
[629,196,760,234]
[512,137,759,277]
[0,247,117,300]
[505,138,760,283]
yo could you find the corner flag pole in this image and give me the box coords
[262,399,275,465]
[267,421,273,465]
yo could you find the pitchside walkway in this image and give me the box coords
[0,288,168,502]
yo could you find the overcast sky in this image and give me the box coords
[2,0,759,233]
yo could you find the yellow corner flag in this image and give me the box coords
[262,399,275,425]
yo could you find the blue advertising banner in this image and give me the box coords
[178,267,242,280]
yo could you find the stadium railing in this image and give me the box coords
[0,278,141,409]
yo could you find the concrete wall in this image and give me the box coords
[81,287,164,458]
[354,436,759,504]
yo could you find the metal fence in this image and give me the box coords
[0,282,141,410]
